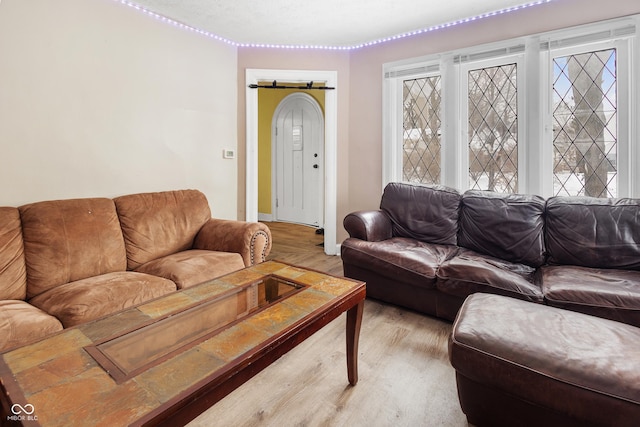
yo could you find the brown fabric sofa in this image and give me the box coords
[341,182,640,326]
[0,189,271,351]
[0,207,63,352]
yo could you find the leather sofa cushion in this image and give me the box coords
[29,271,176,327]
[458,190,546,267]
[115,190,212,270]
[546,196,640,269]
[380,182,460,245]
[0,207,27,300]
[19,198,128,299]
[341,237,458,288]
[135,249,246,289]
[541,265,640,327]
[437,249,543,302]
[450,293,640,426]
[0,300,63,352]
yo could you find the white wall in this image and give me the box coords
[0,0,239,219]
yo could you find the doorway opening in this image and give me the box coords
[246,69,338,255]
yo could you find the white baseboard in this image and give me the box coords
[333,243,341,256]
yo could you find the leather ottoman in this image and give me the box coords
[449,293,640,427]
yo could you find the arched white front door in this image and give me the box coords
[272,93,324,228]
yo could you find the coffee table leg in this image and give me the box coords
[346,300,364,385]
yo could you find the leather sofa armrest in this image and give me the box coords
[194,219,272,266]
[343,210,393,242]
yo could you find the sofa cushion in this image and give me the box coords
[458,190,546,267]
[437,248,543,303]
[135,249,246,289]
[0,300,64,351]
[341,237,458,288]
[546,196,640,269]
[380,182,460,245]
[114,190,211,270]
[541,265,640,327]
[29,272,176,327]
[0,207,27,300]
[19,198,128,299]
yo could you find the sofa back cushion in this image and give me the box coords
[19,198,127,299]
[0,207,27,300]
[114,190,211,270]
[380,182,460,245]
[458,191,546,267]
[546,196,640,269]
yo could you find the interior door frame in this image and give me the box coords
[246,69,338,255]
[272,92,324,228]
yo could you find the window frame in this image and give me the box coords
[383,61,443,188]
[542,38,631,198]
[459,54,526,193]
[401,72,444,185]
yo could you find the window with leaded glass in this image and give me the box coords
[468,63,518,193]
[402,76,441,185]
[383,17,634,199]
[552,48,617,198]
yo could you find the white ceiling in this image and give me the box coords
[127,0,550,47]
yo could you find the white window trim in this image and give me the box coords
[382,60,442,189]
[383,15,639,197]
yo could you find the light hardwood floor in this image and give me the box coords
[188,222,468,427]
[263,221,344,276]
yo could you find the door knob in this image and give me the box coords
[313,164,319,168]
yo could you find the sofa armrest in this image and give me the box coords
[194,219,272,266]
[343,210,393,242]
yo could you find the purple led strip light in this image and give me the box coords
[116,0,554,50]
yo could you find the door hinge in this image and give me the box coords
[276,198,279,207]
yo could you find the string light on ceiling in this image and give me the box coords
[115,0,553,50]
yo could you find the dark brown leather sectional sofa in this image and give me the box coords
[341,182,640,426]
[341,182,640,326]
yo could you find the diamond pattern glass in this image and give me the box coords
[553,49,617,198]
[402,76,441,184]
[468,63,518,193]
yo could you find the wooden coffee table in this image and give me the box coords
[0,261,365,427]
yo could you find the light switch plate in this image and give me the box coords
[223,149,236,159]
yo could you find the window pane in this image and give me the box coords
[553,49,617,198]
[402,76,441,184]
[468,64,518,193]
